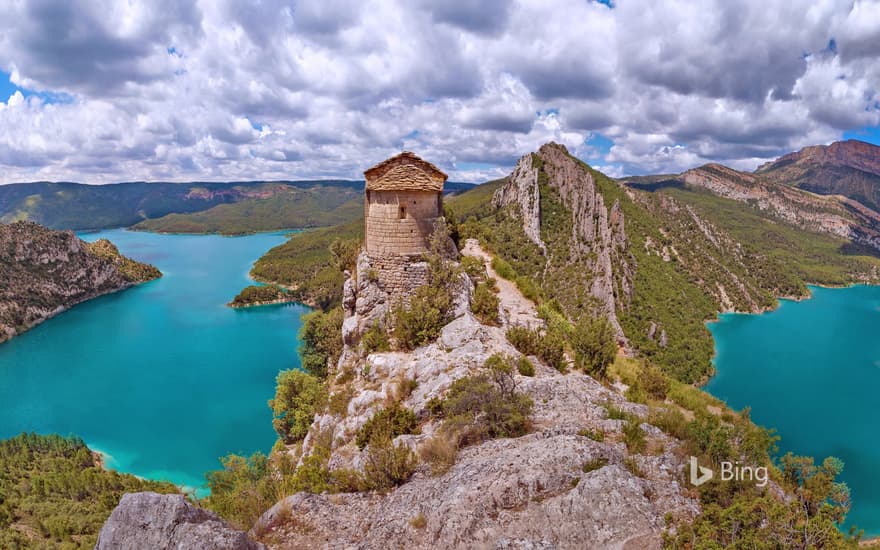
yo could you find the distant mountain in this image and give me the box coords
[756,139,880,211]
[131,184,363,235]
[0,179,475,233]
[678,162,880,252]
[0,221,161,343]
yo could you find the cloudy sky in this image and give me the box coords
[1,0,879,184]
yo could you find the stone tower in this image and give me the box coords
[361,151,448,295]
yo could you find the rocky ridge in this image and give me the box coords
[492,142,632,342]
[681,162,880,252]
[756,139,880,211]
[253,240,699,549]
[0,221,161,343]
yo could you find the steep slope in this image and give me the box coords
[680,162,880,251]
[466,143,880,383]
[0,221,161,343]
[756,139,880,211]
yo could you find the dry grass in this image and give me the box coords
[409,513,427,529]
[419,429,460,476]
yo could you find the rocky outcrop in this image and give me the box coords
[756,139,880,212]
[253,240,700,548]
[681,163,880,252]
[258,432,695,550]
[0,221,161,343]
[492,142,632,342]
[95,492,266,550]
[492,152,546,254]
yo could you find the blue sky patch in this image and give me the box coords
[1,70,74,105]
[843,126,880,146]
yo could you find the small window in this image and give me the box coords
[399,206,406,219]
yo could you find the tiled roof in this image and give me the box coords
[364,151,447,192]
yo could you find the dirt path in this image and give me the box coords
[461,238,543,329]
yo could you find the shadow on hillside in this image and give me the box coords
[624,179,685,192]
[839,241,880,259]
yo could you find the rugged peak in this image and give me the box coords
[757,139,880,176]
[754,139,880,212]
[537,141,572,157]
[492,145,632,343]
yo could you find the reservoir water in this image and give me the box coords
[0,229,306,492]
[706,285,880,536]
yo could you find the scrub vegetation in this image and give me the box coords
[0,433,177,550]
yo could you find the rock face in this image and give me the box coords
[0,221,161,344]
[492,142,632,342]
[682,163,880,252]
[756,139,880,212]
[95,492,266,550]
[256,241,699,549]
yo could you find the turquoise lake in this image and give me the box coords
[0,229,306,492]
[706,284,880,536]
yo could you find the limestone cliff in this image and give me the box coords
[492,143,632,342]
[0,221,161,343]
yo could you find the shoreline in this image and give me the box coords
[702,280,880,539]
[128,225,310,237]
[227,297,301,309]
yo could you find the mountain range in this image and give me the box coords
[0,179,475,234]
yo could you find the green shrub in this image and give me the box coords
[392,284,451,350]
[299,307,344,378]
[505,325,566,371]
[472,282,500,325]
[205,452,283,530]
[356,402,419,450]
[460,255,486,281]
[571,315,617,378]
[582,457,609,473]
[361,421,419,490]
[361,320,390,353]
[625,381,648,404]
[516,356,535,376]
[330,238,361,273]
[670,454,858,549]
[269,370,325,444]
[491,256,516,280]
[578,427,605,441]
[392,231,459,350]
[642,364,670,400]
[328,384,355,417]
[434,355,533,446]
[648,407,689,440]
[622,419,647,454]
[514,275,543,303]
[601,400,636,422]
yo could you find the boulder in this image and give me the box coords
[95,492,266,550]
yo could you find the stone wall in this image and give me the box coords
[365,189,441,256]
[367,253,431,300]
